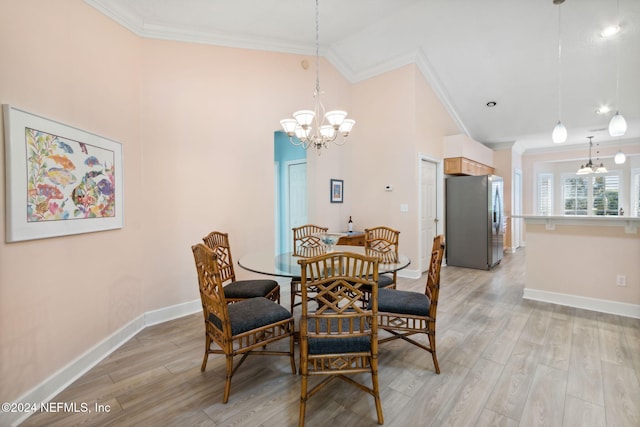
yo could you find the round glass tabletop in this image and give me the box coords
[238,245,411,278]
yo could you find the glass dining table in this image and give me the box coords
[238,245,411,278]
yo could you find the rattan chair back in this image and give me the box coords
[202,231,237,284]
[292,224,328,257]
[297,251,383,426]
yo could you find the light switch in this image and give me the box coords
[400,204,409,212]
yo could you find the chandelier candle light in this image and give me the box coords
[280,0,355,154]
[577,136,607,175]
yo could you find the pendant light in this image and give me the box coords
[609,0,627,137]
[552,0,567,143]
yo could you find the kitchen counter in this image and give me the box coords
[517,214,640,318]
[514,215,640,234]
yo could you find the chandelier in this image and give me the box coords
[279,0,355,154]
[577,136,607,175]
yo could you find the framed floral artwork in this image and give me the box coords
[3,105,124,242]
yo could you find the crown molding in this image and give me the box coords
[85,0,314,55]
[86,0,468,139]
[414,49,469,137]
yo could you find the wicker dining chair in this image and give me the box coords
[191,243,296,403]
[290,224,328,311]
[376,234,445,373]
[203,231,280,303]
[364,226,400,291]
[297,251,383,427]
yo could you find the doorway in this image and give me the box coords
[419,156,443,272]
[274,131,307,254]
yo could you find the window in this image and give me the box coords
[537,173,553,215]
[632,169,640,217]
[562,171,621,216]
[592,174,619,215]
[563,176,588,215]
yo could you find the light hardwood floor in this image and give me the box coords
[22,249,640,426]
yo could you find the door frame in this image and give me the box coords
[513,169,523,250]
[281,158,307,254]
[418,154,444,272]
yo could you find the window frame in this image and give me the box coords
[561,170,622,216]
[632,168,640,217]
[536,173,553,216]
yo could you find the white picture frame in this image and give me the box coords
[3,105,124,242]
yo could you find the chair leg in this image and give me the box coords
[289,332,297,374]
[299,371,308,427]
[290,281,297,312]
[428,331,440,374]
[201,335,211,372]
[222,355,234,403]
[371,356,384,425]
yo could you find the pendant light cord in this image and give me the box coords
[615,0,620,112]
[557,4,562,121]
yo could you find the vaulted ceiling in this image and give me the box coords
[85,0,640,154]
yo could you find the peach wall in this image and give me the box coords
[135,40,355,311]
[0,0,358,407]
[346,65,458,271]
[0,0,143,406]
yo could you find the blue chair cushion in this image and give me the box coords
[307,315,371,354]
[376,288,430,316]
[377,274,395,288]
[223,279,279,299]
[363,274,394,289]
[209,297,292,336]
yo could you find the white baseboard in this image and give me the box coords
[397,268,422,280]
[523,288,640,319]
[144,299,201,326]
[4,299,201,427]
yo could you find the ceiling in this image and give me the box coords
[85,0,640,154]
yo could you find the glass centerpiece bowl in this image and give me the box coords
[315,232,347,253]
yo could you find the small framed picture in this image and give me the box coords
[330,179,344,203]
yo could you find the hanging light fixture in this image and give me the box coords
[609,0,627,137]
[552,0,567,143]
[614,148,626,164]
[280,0,355,154]
[577,136,608,175]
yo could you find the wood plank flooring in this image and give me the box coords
[21,249,640,426]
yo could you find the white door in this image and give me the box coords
[420,158,439,271]
[286,160,307,253]
[513,170,522,249]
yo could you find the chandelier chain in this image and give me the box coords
[315,0,320,97]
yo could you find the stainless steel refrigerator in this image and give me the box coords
[445,175,504,270]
